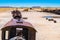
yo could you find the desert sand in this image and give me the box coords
[0,10,60,40]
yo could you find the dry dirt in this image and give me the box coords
[0,10,60,40]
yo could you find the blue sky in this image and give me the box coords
[0,0,60,7]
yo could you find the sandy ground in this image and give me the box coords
[0,11,60,40]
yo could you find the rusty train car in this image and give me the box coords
[1,9,36,40]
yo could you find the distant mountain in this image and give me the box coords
[32,6,41,8]
[0,6,13,8]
